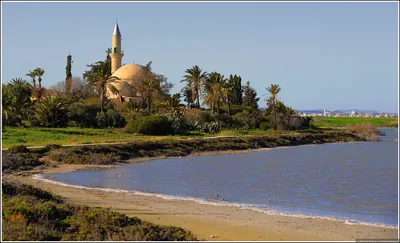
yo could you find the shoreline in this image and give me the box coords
[4,142,398,241]
[32,173,397,230]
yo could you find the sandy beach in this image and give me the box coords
[3,151,398,241]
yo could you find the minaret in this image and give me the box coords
[110,21,124,74]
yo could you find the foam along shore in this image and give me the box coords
[5,158,398,242]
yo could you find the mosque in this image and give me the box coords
[107,22,145,101]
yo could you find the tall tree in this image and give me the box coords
[242,81,259,110]
[203,72,226,114]
[181,86,194,108]
[83,61,120,112]
[105,48,112,76]
[136,62,162,111]
[266,84,281,129]
[182,65,207,108]
[26,70,37,89]
[228,74,243,105]
[33,67,45,100]
[2,84,16,127]
[65,54,73,94]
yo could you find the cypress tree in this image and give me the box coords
[242,81,259,110]
[65,54,72,94]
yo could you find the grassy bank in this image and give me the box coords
[312,117,398,128]
[2,130,365,172]
[2,180,197,241]
[2,127,292,149]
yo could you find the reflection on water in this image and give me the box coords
[47,128,398,226]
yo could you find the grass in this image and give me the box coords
[311,117,398,128]
[3,117,389,149]
[1,127,290,149]
[1,127,203,149]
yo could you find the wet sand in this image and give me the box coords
[4,152,398,241]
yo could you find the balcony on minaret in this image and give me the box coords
[111,48,124,55]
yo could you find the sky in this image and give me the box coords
[2,1,399,113]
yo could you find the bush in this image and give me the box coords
[124,116,173,135]
[213,113,236,129]
[198,121,222,134]
[68,100,99,128]
[69,99,125,128]
[260,121,272,131]
[49,149,119,165]
[8,145,29,153]
[167,115,190,134]
[232,110,265,129]
[183,109,212,126]
[2,181,197,241]
[2,152,43,172]
[348,122,382,141]
[34,96,69,128]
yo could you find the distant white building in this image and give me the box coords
[351,110,356,117]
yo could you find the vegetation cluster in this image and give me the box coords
[2,180,197,241]
[2,51,313,135]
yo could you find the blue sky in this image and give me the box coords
[2,1,398,112]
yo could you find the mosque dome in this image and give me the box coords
[107,63,145,98]
[113,63,144,81]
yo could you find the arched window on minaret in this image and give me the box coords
[114,47,117,53]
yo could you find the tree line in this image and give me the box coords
[2,50,312,133]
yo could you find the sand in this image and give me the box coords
[3,150,399,241]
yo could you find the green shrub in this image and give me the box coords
[2,181,197,241]
[199,121,222,134]
[68,100,99,128]
[127,116,173,135]
[33,96,69,128]
[260,121,272,131]
[233,110,265,129]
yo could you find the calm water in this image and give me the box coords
[44,128,398,227]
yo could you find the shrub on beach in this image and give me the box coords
[1,181,198,241]
[49,148,120,165]
[2,152,43,172]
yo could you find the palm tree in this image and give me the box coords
[123,100,142,120]
[2,84,16,127]
[9,78,33,120]
[266,84,281,129]
[33,68,45,100]
[34,68,45,89]
[35,96,69,127]
[160,93,184,116]
[83,61,120,112]
[136,61,172,112]
[225,76,238,115]
[136,75,160,111]
[26,70,37,89]
[203,72,226,114]
[181,86,193,108]
[182,65,207,108]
